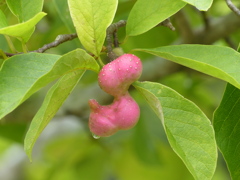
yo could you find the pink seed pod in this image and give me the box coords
[88,92,140,137]
[98,54,142,97]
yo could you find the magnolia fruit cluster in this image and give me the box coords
[89,54,142,137]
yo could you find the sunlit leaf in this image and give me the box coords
[126,0,186,36]
[213,83,240,179]
[0,12,46,42]
[137,45,240,89]
[181,0,213,11]
[68,0,118,56]
[133,81,217,179]
[6,0,43,22]
[24,70,85,161]
[0,49,99,120]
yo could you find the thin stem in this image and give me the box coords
[21,41,28,53]
[200,11,210,31]
[4,35,17,53]
[226,0,240,16]
[4,33,78,57]
[97,56,104,67]
[224,37,237,49]
[237,43,240,52]
[0,50,7,60]
[157,18,175,31]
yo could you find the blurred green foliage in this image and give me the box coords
[0,0,234,179]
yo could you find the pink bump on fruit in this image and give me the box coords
[98,54,142,97]
[88,54,142,137]
[89,93,140,137]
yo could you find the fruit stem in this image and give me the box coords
[97,56,105,67]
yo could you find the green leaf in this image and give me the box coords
[133,81,217,180]
[0,9,7,28]
[0,12,46,42]
[137,45,240,89]
[24,70,85,161]
[68,0,118,56]
[181,0,213,11]
[0,49,99,120]
[213,83,240,179]
[53,0,75,33]
[126,0,186,36]
[6,0,44,22]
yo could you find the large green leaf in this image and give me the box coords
[24,69,85,161]
[213,83,240,179]
[6,0,44,22]
[68,0,118,56]
[53,0,75,33]
[181,0,213,11]
[126,0,186,36]
[133,81,217,180]
[0,12,46,42]
[0,9,7,28]
[137,45,240,89]
[0,49,99,120]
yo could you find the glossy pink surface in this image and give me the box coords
[98,54,142,97]
[88,54,142,137]
[89,93,140,137]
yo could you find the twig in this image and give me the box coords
[106,20,127,61]
[224,37,237,49]
[33,33,78,53]
[113,31,119,48]
[157,18,175,31]
[3,33,78,57]
[174,10,195,43]
[225,0,240,16]
[200,11,210,31]
[194,12,240,44]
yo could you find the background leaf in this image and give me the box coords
[181,0,213,11]
[0,9,7,28]
[24,70,85,161]
[126,0,186,36]
[133,81,217,180]
[137,45,240,89]
[6,0,44,22]
[53,0,75,33]
[68,0,118,56]
[213,83,240,179]
[0,12,46,42]
[0,49,99,120]
[0,53,60,120]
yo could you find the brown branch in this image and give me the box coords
[174,10,195,43]
[224,37,237,49]
[3,33,78,57]
[200,11,210,31]
[158,18,175,31]
[33,33,77,53]
[226,0,240,16]
[106,20,127,61]
[194,12,240,44]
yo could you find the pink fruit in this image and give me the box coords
[98,54,142,97]
[88,54,142,137]
[89,93,140,137]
